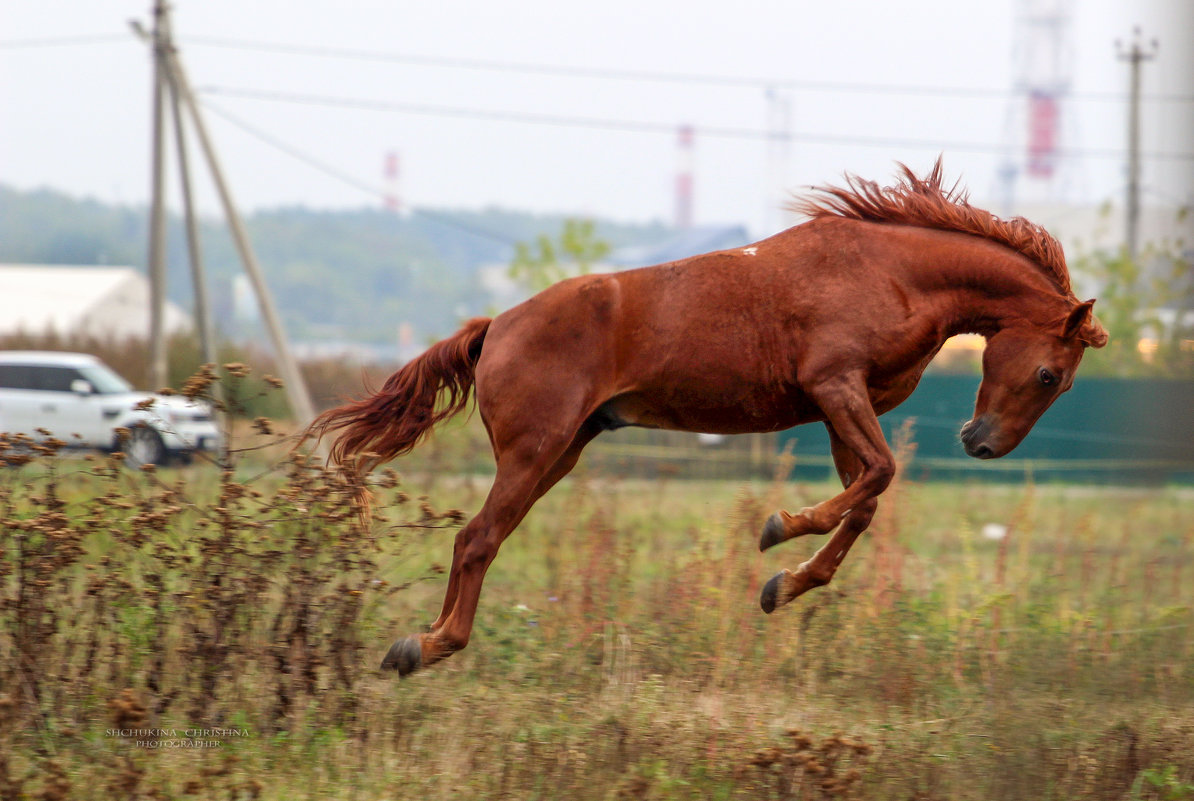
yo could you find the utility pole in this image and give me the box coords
[132,2,320,435]
[162,10,215,369]
[1116,28,1158,264]
[146,0,168,389]
[167,51,318,427]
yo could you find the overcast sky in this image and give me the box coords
[3,1,1192,237]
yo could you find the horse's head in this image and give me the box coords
[961,299,1108,459]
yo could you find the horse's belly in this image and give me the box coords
[604,386,821,435]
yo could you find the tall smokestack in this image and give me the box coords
[674,125,693,229]
[384,150,401,213]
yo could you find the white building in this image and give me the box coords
[0,265,192,339]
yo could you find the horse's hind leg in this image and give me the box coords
[426,419,601,635]
[760,423,879,613]
[381,419,600,675]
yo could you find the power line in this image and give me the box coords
[201,100,520,246]
[184,34,1194,104]
[3,31,1190,105]
[0,33,128,49]
[198,85,1194,163]
[202,101,388,197]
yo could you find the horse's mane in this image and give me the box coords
[791,158,1071,294]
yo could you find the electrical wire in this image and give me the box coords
[202,101,387,197]
[4,31,1190,105]
[200,99,520,245]
[199,85,1194,163]
[182,35,1194,104]
[0,33,129,48]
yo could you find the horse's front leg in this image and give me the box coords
[760,423,880,612]
[760,373,894,549]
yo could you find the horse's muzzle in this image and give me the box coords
[960,416,997,459]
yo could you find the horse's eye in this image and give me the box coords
[1038,367,1057,386]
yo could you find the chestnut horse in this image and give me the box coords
[310,160,1108,676]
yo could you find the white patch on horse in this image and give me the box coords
[742,247,758,256]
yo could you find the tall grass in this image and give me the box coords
[0,373,1191,799]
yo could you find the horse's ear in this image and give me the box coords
[1063,299,1108,348]
[1062,300,1093,339]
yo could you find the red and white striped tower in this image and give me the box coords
[383,150,401,213]
[997,0,1079,211]
[674,124,694,229]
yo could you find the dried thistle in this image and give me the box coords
[181,363,219,399]
[108,689,147,730]
[743,729,872,799]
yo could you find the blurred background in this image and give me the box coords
[1,0,1191,477]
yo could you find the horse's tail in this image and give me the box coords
[306,317,491,512]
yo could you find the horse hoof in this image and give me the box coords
[759,512,787,552]
[380,636,422,676]
[760,570,789,614]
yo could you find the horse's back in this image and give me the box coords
[472,218,961,435]
[475,247,826,434]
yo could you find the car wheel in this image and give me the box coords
[122,425,166,469]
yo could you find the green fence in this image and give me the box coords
[777,376,1194,484]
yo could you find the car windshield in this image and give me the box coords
[78,364,134,394]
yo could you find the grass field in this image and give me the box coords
[2,412,1193,800]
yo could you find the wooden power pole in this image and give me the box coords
[1116,28,1158,264]
[146,0,168,389]
[134,2,319,430]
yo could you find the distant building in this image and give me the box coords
[0,265,192,340]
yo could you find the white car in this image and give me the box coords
[0,351,220,466]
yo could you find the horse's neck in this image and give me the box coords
[908,242,1068,339]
